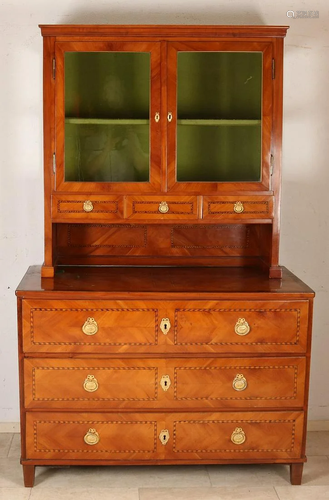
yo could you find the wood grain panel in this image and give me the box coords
[125,196,199,220]
[22,300,159,353]
[172,411,304,459]
[203,196,274,220]
[25,410,303,461]
[173,358,306,408]
[26,412,159,460]
[52,195,123,220]
[174,300,309,354]
[23,357,306,410]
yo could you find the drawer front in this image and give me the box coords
[24,357,306,409]
[22,300,160,353]
[203,196,273,220]
[26,411,304,461]
[172,300,309,354]
[125,196,199,220]
[22,299,309,354]
[52,195,123,220]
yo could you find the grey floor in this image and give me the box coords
[1,432,329,499]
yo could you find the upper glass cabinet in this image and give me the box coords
[167,41,273,191]
[55,42,161,192]
[54,40,273,193]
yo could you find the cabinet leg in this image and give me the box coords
[23,465,35,487]
[290,463,304,485]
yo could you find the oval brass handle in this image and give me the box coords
[234,318,250,336]
[83,375,99,393]
[82,317,98,336]
[159,201,169,214]
[160,375,171,392]
[159,429,170,445]
[155,112,160,123]
[84,428,100,445]
[232,374,247,392]
[231,427,246,445]
[233,201,244,214]
[231,427,246,444]
[167,112,173,122]
[160,318,171,334]
[83,200,94,213]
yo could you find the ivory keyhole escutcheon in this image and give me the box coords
[159,429,170,445]
[160,318,171,335]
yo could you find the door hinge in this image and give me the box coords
[52,58,56,80]
[272,59,275,80]
[52,153,56,174]
[269,154,274,190]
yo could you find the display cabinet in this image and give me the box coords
[16,25,314,488]
[39,25,287,278]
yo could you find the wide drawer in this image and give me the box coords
[52,194,123,220]
[22,299,309,354]
[124,196,199,220]
[203,196,273,220]
[25,411,304,461]
[24,357,306,410]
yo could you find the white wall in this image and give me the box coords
[0,0,328,423]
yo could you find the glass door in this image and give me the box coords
[167,42,273,192]
[55,42,161,192]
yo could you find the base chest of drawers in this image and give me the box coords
[16,265,314,486]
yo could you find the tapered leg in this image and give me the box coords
[23,464,35,487]
[290,463,304,485]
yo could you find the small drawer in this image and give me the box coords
[52,195,123,220]
[125,196,199,220]
[26,410,304,461]
[203,196,273,220]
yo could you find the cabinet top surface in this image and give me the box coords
[16,266,313,297]
[39,24,289,38]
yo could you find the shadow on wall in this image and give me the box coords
[57,8,265,25]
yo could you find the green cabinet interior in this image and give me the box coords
[63,50,262,183]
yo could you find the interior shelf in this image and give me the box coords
[177,119,261,126]
[65,118,149,125]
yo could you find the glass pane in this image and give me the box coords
[64,52,150,182]
[177,52,262,182]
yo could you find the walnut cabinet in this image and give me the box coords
[16,25,314,487]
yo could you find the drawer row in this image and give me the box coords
[25,410,304,461]
[24,357,306,409]
[52,194,274,221]
[22,299,309,354]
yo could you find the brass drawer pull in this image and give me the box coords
[232,374,247,392]
[234,318,250,336]
[155,112,160,123]
[82,317,98,336]
[83,375,99,393]
[159,429,170,445]
[167,112,173,122]
[160,375,171,392]
[160,318,171,334]
[233,201,244,214]
[231,427,246,445]
[83,200,94,213]
[159,201,169,214]
[84,428,100,445]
